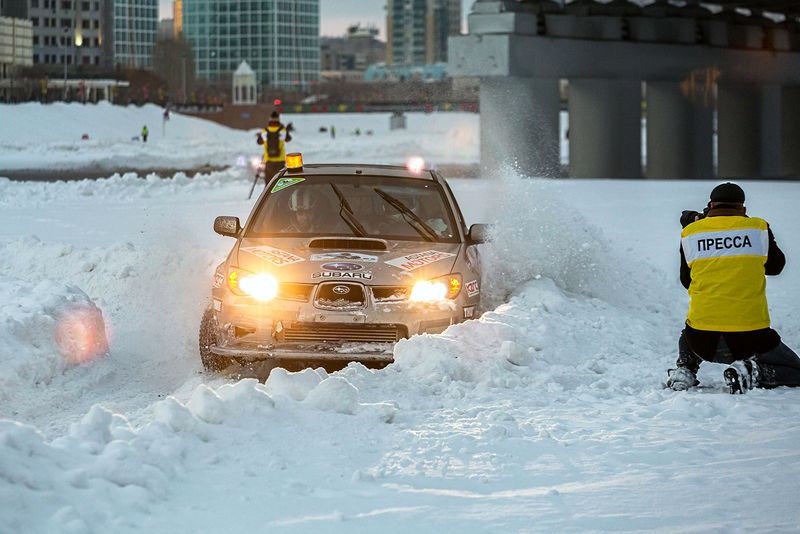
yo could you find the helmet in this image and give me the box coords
[289,187,319,212]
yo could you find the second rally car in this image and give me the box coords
[199,153,489,373]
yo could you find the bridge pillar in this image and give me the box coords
[717,83,782,179]
[781,86,800,178]
[568,79,642,178]
[645,81,714,179]
[479,76,561,177]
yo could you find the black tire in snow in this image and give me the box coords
[199,306,228,372]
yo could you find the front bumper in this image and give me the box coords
[210,287,465,363]
[210,343,395,362]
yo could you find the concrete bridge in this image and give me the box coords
[448,0,800,179]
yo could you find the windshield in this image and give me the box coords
[247,175,459,242]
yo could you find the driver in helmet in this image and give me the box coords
[282,187,322,233]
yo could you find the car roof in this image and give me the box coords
[283,163,438,181]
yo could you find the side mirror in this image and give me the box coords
[214,216,241,238]
[467,223,490,244]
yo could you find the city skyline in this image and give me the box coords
[159,0,472,38]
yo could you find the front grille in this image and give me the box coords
[277,283,313,302]
[283,324,404,344]
[314,282,365,310]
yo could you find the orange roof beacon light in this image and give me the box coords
[286,153,304,172]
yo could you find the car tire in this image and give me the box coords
[199,306,229,372]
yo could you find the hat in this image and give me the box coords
[270,111,279,119]
[710,182,745,204]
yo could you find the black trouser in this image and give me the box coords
[264,161,284,183]
[678,325,800,388]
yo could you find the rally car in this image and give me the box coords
[199,153,489,373]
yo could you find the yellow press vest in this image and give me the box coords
[681,216,770,332]
[262,125,286,163]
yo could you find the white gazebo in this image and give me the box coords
[232,61,257,105]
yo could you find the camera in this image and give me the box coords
[680,205,711,228]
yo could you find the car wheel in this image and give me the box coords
[199,306,229,372]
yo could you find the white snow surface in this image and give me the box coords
[0,102,478,172]
[1,105,800,533]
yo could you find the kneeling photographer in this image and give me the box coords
[667,182,800,393]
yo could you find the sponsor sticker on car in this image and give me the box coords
[241,246,304,267]
[213,271,225,288]
[312,271,374,280]
[321,262,363,272]
[466,279,480,297]
[271,177,305,193]
[385,250,456,271]
[310,252,378,262]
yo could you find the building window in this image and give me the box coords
[61,0,71,9]
[82,19,90,29]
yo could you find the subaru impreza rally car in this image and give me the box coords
[199,153,489,372]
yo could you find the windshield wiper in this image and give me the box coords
[373,188,438,242]
[329,182,367,237]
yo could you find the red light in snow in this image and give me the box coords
[55,307,108,365]
[273,99,282,106]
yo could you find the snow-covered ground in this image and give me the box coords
[0,102,479,172]
[1,105,799,533]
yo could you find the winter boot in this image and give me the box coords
[666,367,699,391]
[724,358,760,394]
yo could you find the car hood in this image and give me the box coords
[234,238,462,285]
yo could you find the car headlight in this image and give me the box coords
[409,274,462,302]
[228,269,278,301]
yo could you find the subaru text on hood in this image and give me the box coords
[199,154,490,374]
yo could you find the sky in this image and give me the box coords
[159,0,474,39]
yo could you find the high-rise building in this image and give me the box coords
[320,24,385,80]
[112,0,158,68]
[26,0,111,69]
[387,0,460,65]
[1,0,29,19]
[182,0,319,88]
[172,0,181,37]
[23,0,154,70]
[0,15,33,95]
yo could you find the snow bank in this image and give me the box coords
[0,167,249,208]
[2,104,799,531]
[0,372,402,533]
[0,278,106,400]
[0,103,479,172]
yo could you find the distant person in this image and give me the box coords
[256,111,293,182]
[330,125,336,139]
[354,127,361,136]
[162,108,170,136]
[667,182,800,393]
[141,125,149,143]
